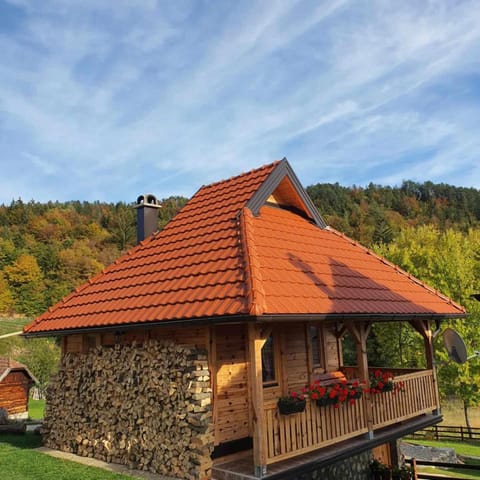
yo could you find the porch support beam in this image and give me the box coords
[248,322,268,477]
[345,320,374,436]
[409,319,441,412]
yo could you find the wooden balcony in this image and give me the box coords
[263,369,437,464]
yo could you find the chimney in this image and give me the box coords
[134,194,161,244]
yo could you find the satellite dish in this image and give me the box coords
[443,328,480,364]
[443,328,468,363]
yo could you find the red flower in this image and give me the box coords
[311,392,318,400]
[291,391,298,398]
[349,398,355,405]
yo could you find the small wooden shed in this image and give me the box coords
[0,358,37,419]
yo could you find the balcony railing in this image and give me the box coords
[372,369,437,429]
[263,369,437,464]
[264,395,367,464]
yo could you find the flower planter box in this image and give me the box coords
[316,397,337,407]
[277,399,306,415]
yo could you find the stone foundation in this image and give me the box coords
[289,450,373,480]
[43,340,214,480]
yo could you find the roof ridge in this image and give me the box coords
[239,208,266,316]
[199,160,281,191]
[326,226,466,314]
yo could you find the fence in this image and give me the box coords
[407,458,480,479]
[408,424,480,442]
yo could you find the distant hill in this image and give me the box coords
[307,180,480,246]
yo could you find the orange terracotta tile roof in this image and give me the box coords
[24,160,465,335]
[242,206,465,316]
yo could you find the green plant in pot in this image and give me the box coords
[277,391,306,415]
[391,465,413,480]
[369,459,391,480]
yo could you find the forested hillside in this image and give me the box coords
[1,180,480,317]
[307,180,480,245]
[0,197,187,316]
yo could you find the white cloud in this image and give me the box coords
[1,0,480,203]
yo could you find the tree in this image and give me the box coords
[4,254,46,316]
[0,271,14,314]
[375,226,480,428]
[0,238,16,269]
[18,338,60,399]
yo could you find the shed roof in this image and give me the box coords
[24,159,465,335]
[0,358,38,383]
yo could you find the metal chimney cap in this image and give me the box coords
[134,194,161,208]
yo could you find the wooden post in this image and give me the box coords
[412,458,418,480]
[248,322,268,477]
[345,320,374,437]
[207,326,219,446]
[279,326,289,396]
[410,319,441,414]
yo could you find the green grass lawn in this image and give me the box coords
[28,398,45,420]
[0,433,136,480]
[406,439,480,458]
[0,317,30,335]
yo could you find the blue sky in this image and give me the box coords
[1,0,480,203]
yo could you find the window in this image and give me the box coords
[310,325,321,367]
[261,334,277,386]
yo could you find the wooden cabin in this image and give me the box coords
[0,358,37,419]
[24,160,465,480]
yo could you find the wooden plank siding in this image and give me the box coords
[283,324,309,394]
[0,371,30,414]
[63,326,209,354]
[324,324,341,371]
[215,324,250,445]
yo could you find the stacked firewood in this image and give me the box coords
[42,340,213,480]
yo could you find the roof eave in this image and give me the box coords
[22,311,466,338]
[21,314,255,338]
[258,312,467,322]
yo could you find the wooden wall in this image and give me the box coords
[0,371,30,414]
[214,324,250,445]
[283,324,309,394]
[372,443,392,466]
[62,326,208,355]
[324,323,341,371]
